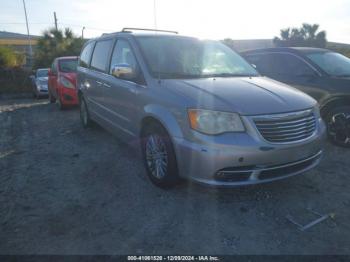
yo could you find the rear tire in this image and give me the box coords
[56,96,65,110]
[141,122,180,188]
[49,90,56,103]
[326,106,350,147]
[79,95,93,128]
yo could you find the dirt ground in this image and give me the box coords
[1,98,350,255]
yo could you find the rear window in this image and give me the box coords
[59,59,78,73]
[90,39,113,72]
[79,42,95,68]
[36,69,48,77]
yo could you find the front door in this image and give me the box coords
[102,38,145,137]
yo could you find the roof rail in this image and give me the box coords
[121,28,178,34]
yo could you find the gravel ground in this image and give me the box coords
[0,98,350,255]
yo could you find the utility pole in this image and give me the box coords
[82,26,85,39]
[153,0,157,30]
[22,0,33,67]
[54,12,58,30]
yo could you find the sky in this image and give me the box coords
[1,0,350,43]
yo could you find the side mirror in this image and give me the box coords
[111,64,136,80]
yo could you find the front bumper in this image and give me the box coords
[36,85,48,96]
[173,115,326,187]
[59,87,79,105]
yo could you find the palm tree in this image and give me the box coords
[273,23,327,48]
[34,27,84,68]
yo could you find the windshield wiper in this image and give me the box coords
[155,72,202,79]
[335,74,350,78]
[154,72,258,79]
[202,73,258,78]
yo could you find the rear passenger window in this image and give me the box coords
[79,42,95,68]
[90,39,113,72]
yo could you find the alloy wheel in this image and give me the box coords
[145,134,168,179]
[328,112,350,146]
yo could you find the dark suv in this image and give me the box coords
[242,47,350,147]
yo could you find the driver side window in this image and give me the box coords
[109,39,137,74]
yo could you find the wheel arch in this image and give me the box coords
[140,104,184,140]
[320,96,350,118]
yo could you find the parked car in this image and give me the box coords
[48,56,79,109]
[30,68,49,98]
[77,29,325,188]
[242,48,350,147]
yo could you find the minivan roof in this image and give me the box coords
[242,47,330,55]
[86,29,197,43]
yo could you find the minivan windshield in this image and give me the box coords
[307,52,350,77]
[59,59,78,73]
[136,36,259,79]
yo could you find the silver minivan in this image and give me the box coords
[77,28,326,188]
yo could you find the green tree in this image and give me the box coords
[0,46,20,69]
[274,23,327,48]
[34,27,85,68]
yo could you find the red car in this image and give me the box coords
[48,56,79,109]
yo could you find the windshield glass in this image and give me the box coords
[307,52,350,77]
[36,69,48,77]
[136,36,258,79]
[59,59,78,73]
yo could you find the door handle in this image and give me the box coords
[103,83,111,88]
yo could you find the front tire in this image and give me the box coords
[141,122,180,188]
[326,106,350,147]
[79,95,93,128]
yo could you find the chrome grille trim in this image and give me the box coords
[253,109,316,143]
[257,121,315,131]
[260,124,316,134]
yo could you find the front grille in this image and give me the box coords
[254,110,316,143]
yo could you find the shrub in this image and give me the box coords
[0,68,32,94]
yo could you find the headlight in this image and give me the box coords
[59,76,75,89]
[188,109,245,135]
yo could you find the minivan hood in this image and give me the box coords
[164,77,316,115]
